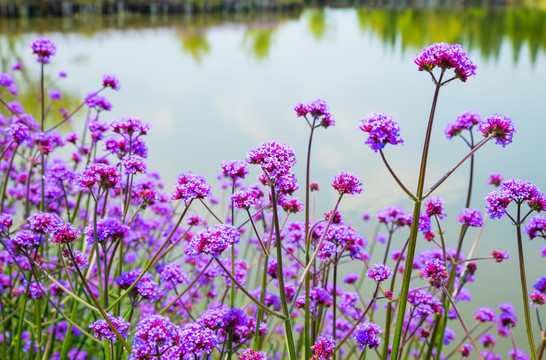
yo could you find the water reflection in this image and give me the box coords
[1,6,545,65]
[355,7,546,64]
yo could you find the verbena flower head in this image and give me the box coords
[220,160,249,180]
[50,223,80,244]
[238,348,268,360]
[31,37,57,63]
[27,211,62,234]
[0,73,18,95]
[85,93,112,112]
[421,258,448,287]
[294,99,335,128]
[407,288,443,316]
[524,215,546,240]
[89,312,130,341]
[474,307,497,322]
[102,74,120,90]
[377,205,411,226]
[172,172,212,203]
[367,263,394,282]
[457,208,484,227]
[111,117,149,137]
[359,113,403,152]
[122,155,147,175]
[425,196,446,219]
[354,322,382,350]
[231,188,261,209]
[414,42,476,82]
[311,333,336,360]
[76,163,121,191]
[533,277,546,293]
[129,315,183,359]
[445,111,482,139]
[332,172,363,195]
[488,173,504,187]
[12,230,40,251]
[246,141,296,184]
[178,322,218,357]
[507,348,530,360]
[478,114,515,147]
[187,224,241,258]
[491,250,510,263]
[486,179,546,219]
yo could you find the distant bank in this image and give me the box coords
[0,0,530,18]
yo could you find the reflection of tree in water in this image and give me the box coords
[178,26,210,63]
[306,8,326,40]
[242,22,278,60]
[355,7,546,65]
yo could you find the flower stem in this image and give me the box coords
[515,215,538,360]
[391,72,444,360]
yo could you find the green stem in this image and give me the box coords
[391,72,444,360]
[270,185,297,360]
[516,213,538,360]
[304,124,315,360]
[0,143,18,213]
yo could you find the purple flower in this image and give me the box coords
[311,333,336,360]
[294,99,335,128]
[377,205,411,226]
[507,348,530,360]
[367,263,394,282]
[31,37,57,63]
[486,179,546,219]
[129,315,183,359]
[186,224,241,258]
[116,269,152,290]
[488,173,504,187]
[533,277,546,293]
[84,218,129,244]
[421,258,448,287]
[178,322,218,357]
[478,114,515,147]
[457,208,483,227]
[102,74,120,90]
[49,89,62,101]
[89,312,130,341]
[524,215,546,240]
[359,113,403,152]
[238,349,268,360]
[158,263,189,285]
[425,196,446,219]
[332,172,362,195]
[111,117,149,136]
[407,288,443,316]
[27,212,62,233]
[12,230,40,251]
[414,42,476,82]
[474,307,496,322]
[135,280,162,302]
[344,273,359,284]
[491,250,510,262]
[50,223,80,244]
[246,141,296,184]
[172,172,212,203]
[11,62,22,71]
[445,111,482,139]
[530,291,545,306]
[85,93,112,112]
[76,163,121,191]
[0,73,17,95]
[354,322,382,350]
[480,333,496,347]
[6,101,24,114]
[7,123,30,144]
[122,155,147,175]
[220,160,249,180]
[231,187,261,209]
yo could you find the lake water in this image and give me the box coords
[1,6,545,357]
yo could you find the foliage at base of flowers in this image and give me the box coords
[0,38,544,360]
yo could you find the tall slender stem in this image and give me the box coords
[304,125,316,360]
[391,72,444,360]
[270,186,297,360]
[515,207,538,360]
